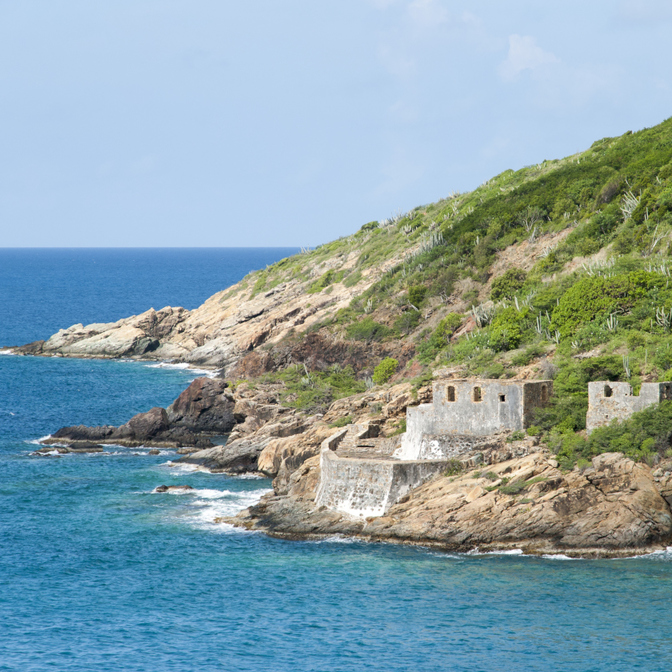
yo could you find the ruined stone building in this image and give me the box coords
[586,381,672,433]
[396,379,552,460]
[316,378,553,518]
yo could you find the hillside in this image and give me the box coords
[21,116,672,469]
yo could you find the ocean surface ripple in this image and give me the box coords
[1,249,671,671]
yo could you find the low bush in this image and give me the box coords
[549,400,672,469]
[416,313,463,363]
[490,268,527,300]
[346,317,393,342]
[373,358,399,385]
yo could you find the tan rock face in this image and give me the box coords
[231,450,672,556]
[20,243,414,371]
[363,451,672,552]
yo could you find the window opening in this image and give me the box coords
[604,385,613,398]
[541,385,548,403]
[447,386,456,402]
[498,394,506,403]
[473,387,482,402]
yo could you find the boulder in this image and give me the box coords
[167,377,235,433]
[121,407,170,441]
[153,484,195,493]
[50,425,116,442]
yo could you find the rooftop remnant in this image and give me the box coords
[586,381,672,433]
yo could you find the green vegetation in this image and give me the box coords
[263,364,366,413]
[307,269,346,294]
[498,476,547,496]
[549,401,672,470]
[443,459,464,477]
[330,415,353,428]
[373,358,399,385]
[227,117,672,467]
[345,317,393,343]
[490,269,527,300]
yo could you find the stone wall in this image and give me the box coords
[315,450,447,518]
[397,379,552,459]
[586,381,672,432]
[414,434,502,460]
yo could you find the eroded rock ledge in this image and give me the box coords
[228,450,672,558]
[37,369,672,557]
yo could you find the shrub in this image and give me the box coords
[416,313,463,363]
[307,269,345,294]
[346,317,393,342]
[511,343,545,366]
[489,306,529,351]
[395,310,421,335]
[372,358,398,385]
[408,285,427,307]
[444,459,464,477]
[551,271,664,337]
[490,268,527,300]
[550,400,672,468]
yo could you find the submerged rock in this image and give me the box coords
[153,484,195,493]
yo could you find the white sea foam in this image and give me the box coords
[0,349,16,356]
[158,460,203,474]
[629,546,672,560]
[185,487,272,531]
[541,554,577,561]
[467,548,524,556]
[145,361,218,378]
[315,535,360,545]
[26,435,54,445]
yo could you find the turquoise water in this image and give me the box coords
[2,250,672,671]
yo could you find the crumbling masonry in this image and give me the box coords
[315,379,552,518]
[586,381,672,433]
[315,377,672,519]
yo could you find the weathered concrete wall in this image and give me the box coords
[397,403,434,460]
[586,381,672,432]
[415,434,502,460]
[397,379,552,459]
[315,450,446,518]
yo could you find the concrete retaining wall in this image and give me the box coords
[315,450,447,518]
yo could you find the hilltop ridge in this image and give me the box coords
[20,116,672,469]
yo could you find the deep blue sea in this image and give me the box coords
[2,249,672,672]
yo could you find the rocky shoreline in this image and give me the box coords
[36,368,672,559]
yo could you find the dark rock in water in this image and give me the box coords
[67,441,105,453]
[177,436,269,473]
[47,377,233,451]
[50,425,116,442]
[167,378,235,433]
[148,449,160,455]
[121,407,170,441]
[154,484,195,493]
[14,340,45,355]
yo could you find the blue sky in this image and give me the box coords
[1,0,671,247]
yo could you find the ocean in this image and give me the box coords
[1,248,671,672]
